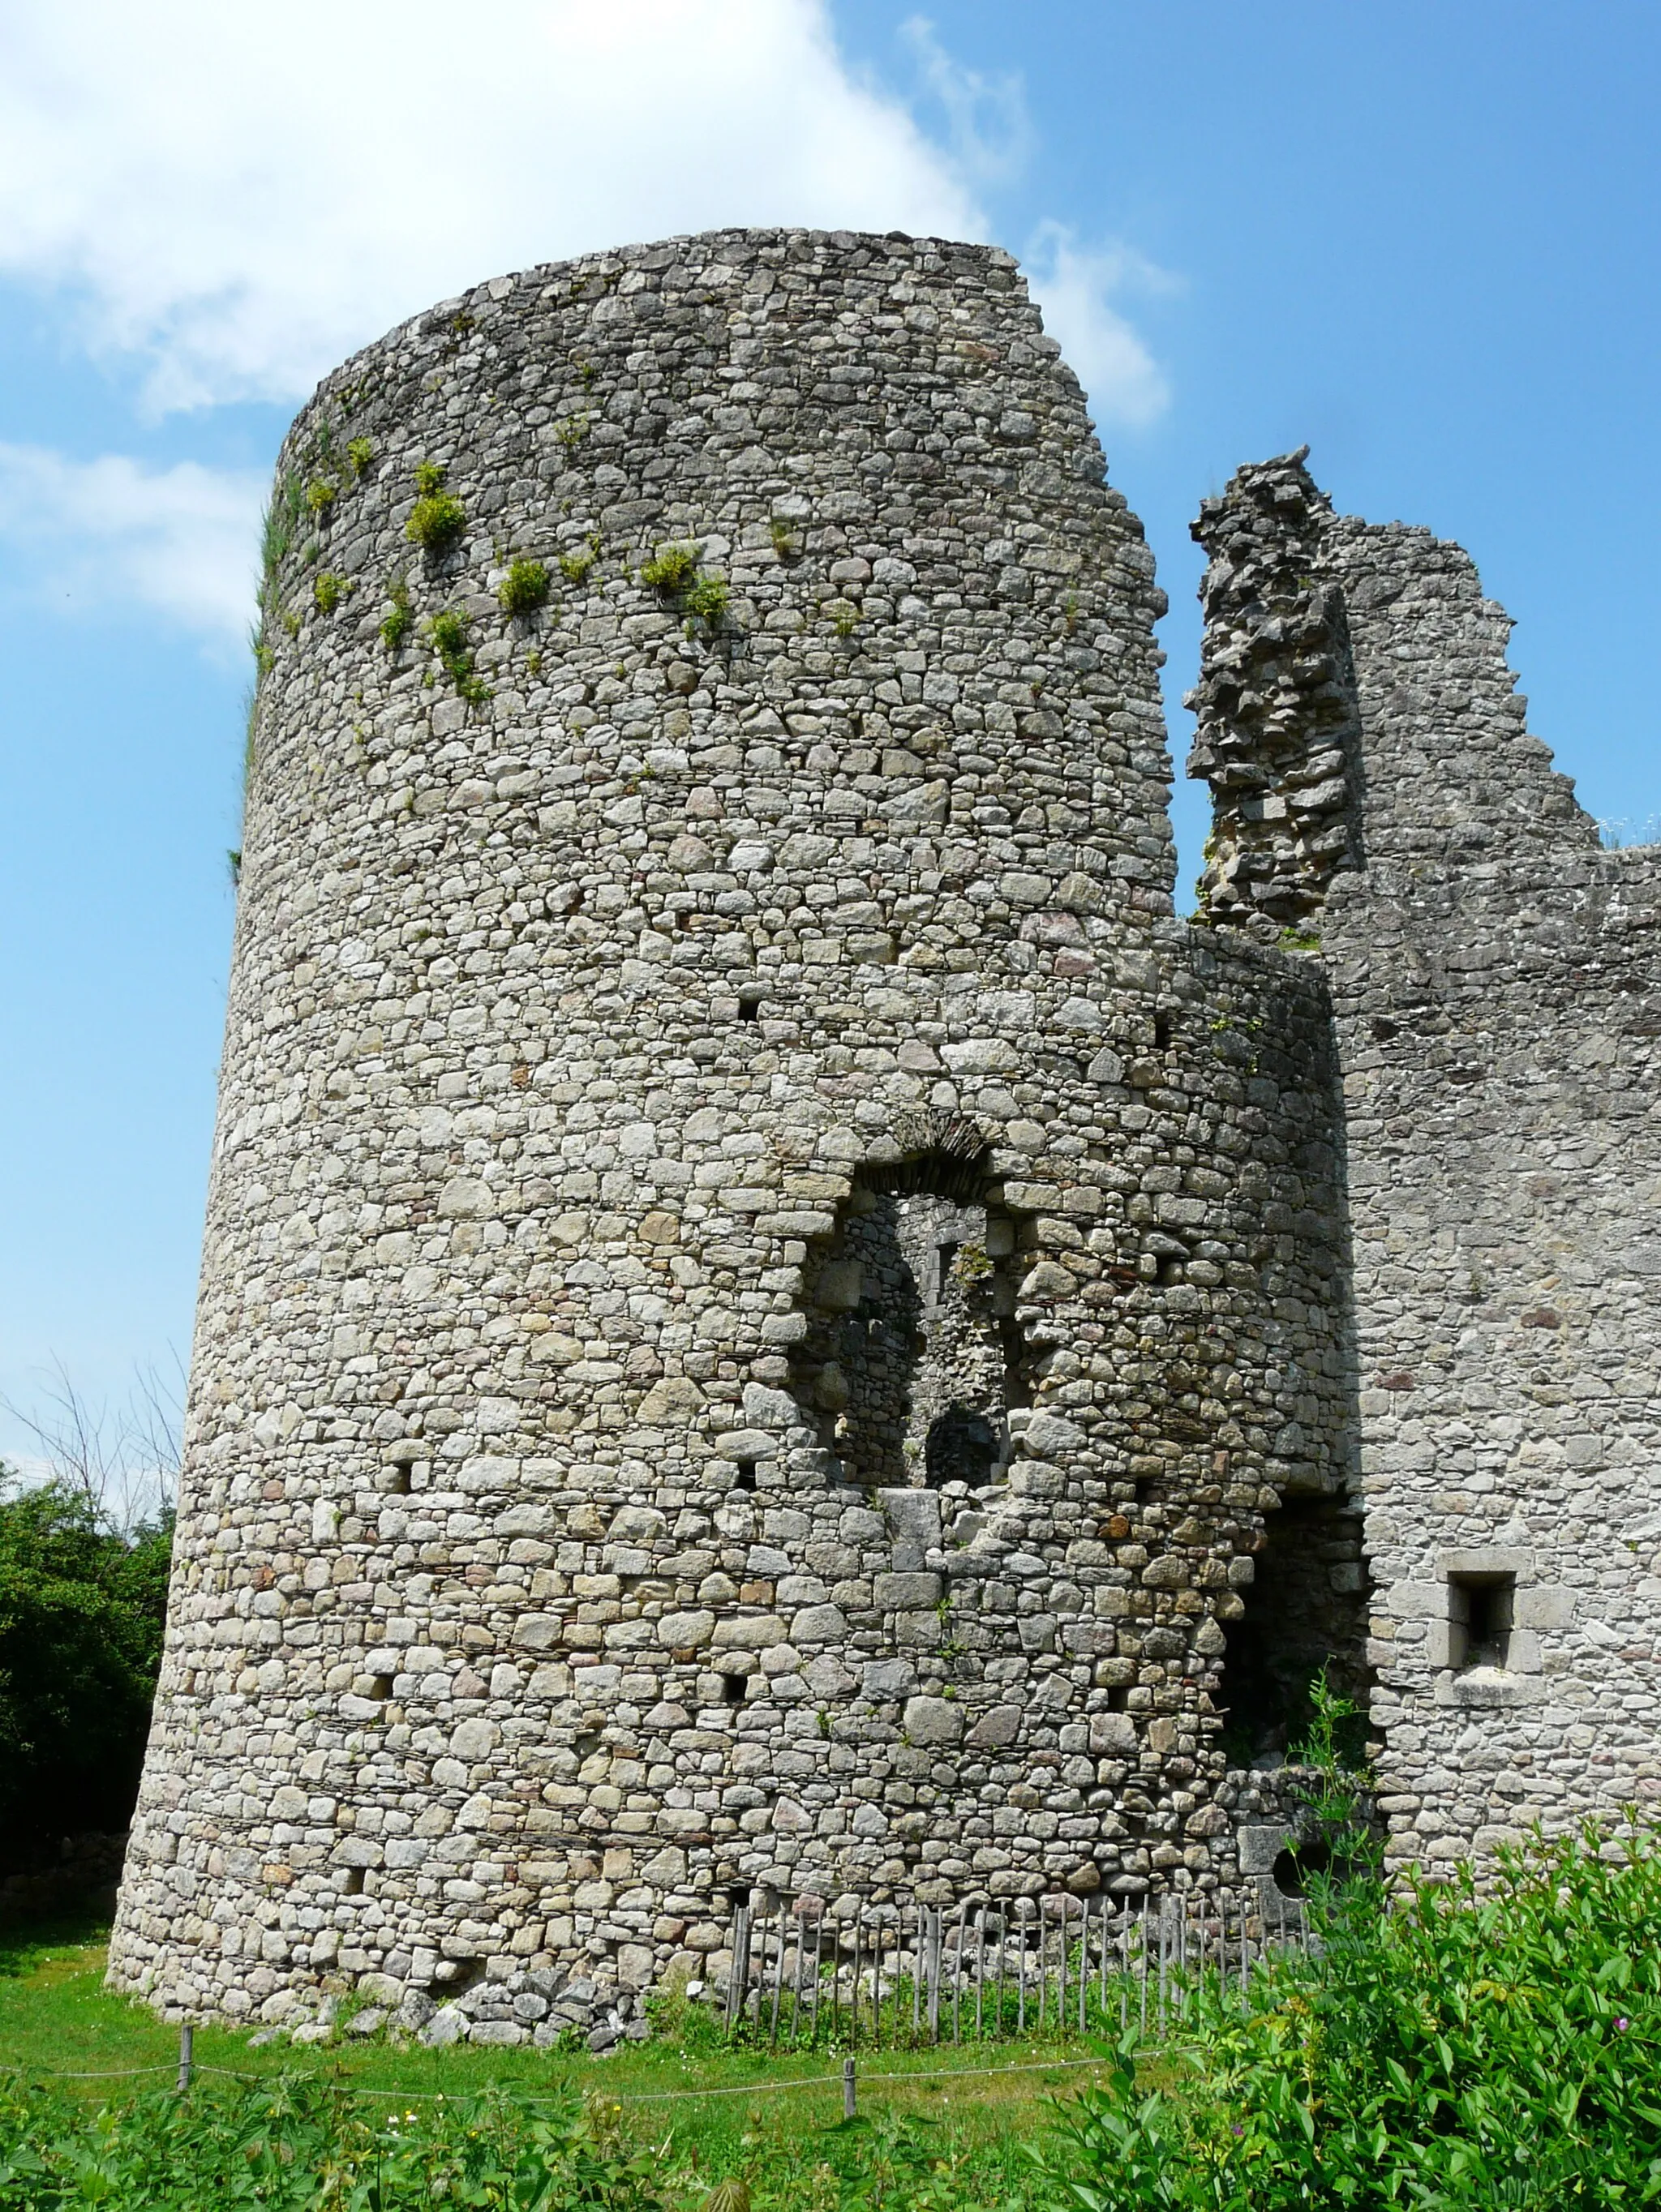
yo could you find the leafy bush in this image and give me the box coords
[0,1480,172,1843]
[407,461,466,554]
[683,575,729,628]
[427,609,490,705]
[380,573,413,650]
[640,542,701,593]
[498,557,552,616]
[1035,1823,1661,2210]
[346,435,374,477]
[312,572,351,615]
[304,478,338,514]
[0,2076,663,2211]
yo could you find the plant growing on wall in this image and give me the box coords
[560,534,599,584]
[498,557,552,616]
[641,542,729,634]
[427,608,490,705]
[406,461,466,554]
[380,572,413,650]
[346,436,373,478]
[682,574,729,630]
[639,542,700,593]
[313,572,351,615]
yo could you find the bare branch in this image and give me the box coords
[1,1352,184,1531]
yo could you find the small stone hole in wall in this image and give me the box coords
[340,1867,365,1897]
[1156,1256,1185,1288]
[738,990,764,1022]
[720,1670,746,1706]
[1105,1685,1131,1713]
[925,1404,1000,1488]
[370,1674,393,1701]
[1153,1010,1173,1051]
[1271,1840,1331,1899]
[1450,1573,1514,1670]
[429,1957,485,1998]
[734,1459,758,1492]
[725,1884,752,1911]
[384,1463,413,1496]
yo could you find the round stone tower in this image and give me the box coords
[109,229,1350,2038]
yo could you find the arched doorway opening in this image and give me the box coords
[789,1137,1034,1492]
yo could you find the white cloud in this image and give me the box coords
[0,0,985,413]
[0,6,1174,641]
[0,444,264,645]
[899,15,1029,182]
[1024,222,1174,431]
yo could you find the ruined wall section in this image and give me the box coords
[110,234,1348,2044]
[1190,454,1661,1871]
[1321,838,1661,1860]
[1187,452,1361,925]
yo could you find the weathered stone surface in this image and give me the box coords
[106,238,1655,2044]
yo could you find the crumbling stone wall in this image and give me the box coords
[109,233,1352,2041]
[1186,452,1360,926]
[1190,453,1661,1872]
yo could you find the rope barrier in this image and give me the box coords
[15,2064,177,2082]
[16,2047,1122,2100]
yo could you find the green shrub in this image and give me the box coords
[0,1478,172,1841]
[407,461,466,554]
[312,572,350,615]
[346,435,373,477]
[640,542,701,593]
[560,540,597,584]
[380,573,413,650]
[683,573,729,628]
[1033,1821,1661,2211]
[304,478,337,514]
[498,556,552,616]
[427,608,490,705]
[407,491,466,553]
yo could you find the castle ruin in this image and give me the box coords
[108,229,1661,2042]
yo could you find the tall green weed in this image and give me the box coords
[0,2075,663,2210]
[1035,1822,1661,2210]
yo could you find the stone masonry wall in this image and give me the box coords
[1189,454,1661,1874]
[109,234,1350,2042]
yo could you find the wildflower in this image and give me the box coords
[1616,2017,1630,2032]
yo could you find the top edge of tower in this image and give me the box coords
[297,228,1031,427]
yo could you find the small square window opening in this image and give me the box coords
[1449,1572,1515,1670]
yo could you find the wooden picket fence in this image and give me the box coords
[723,1888,1311,2047]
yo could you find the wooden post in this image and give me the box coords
[726,1897,752,2034]
[843,2054,857,2119]
[176,2022,194,2094]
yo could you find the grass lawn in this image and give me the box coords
[0,1914,1116,2186]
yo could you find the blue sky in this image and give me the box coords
[1,0,1656,1473]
